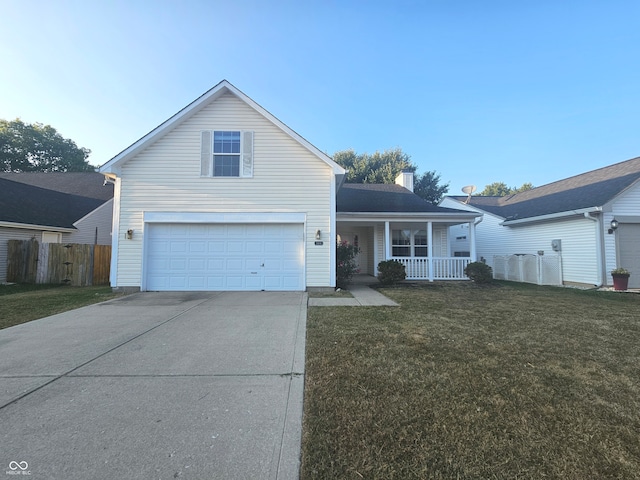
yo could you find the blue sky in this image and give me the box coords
[2,0,639,196]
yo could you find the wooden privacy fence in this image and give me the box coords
[7,240,111,286]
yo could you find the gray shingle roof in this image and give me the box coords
[0,173,113,229]
[450,156,640,220]
[338,183,468,214]
[0,172,113,202]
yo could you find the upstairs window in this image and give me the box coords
[201,130,253,177]
[213,131,240,176]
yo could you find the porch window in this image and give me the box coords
[392,229,428,257]
[392,229,411,256]
[414,230,428,257]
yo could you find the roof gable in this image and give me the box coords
[449,156,640,221]
[99,80,345,175]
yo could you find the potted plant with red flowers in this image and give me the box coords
[611,267,631,291]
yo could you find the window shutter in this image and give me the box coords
[242,131,253,177]
[200,131,212,176]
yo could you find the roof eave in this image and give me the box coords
[337,211,481,222]
[501,207,603,226]
[0,221,76,232]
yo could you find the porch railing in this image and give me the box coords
[390,257,472,280]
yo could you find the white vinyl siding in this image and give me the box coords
[441,198,600,286]
[114,92,333,288]
[606,181,640,286]
[65,199,113,245]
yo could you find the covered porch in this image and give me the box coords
[337,214,481,281]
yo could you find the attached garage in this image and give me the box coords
[618,223,640,289]
[143,216,305,291]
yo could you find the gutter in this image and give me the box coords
[0,221,75,233]
[501,207,602,226]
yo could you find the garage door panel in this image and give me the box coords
[170,242,187,253]
[245,241,264,254]
[189,241,206,253]
[188,258,206,270]
[188,276,205,288]
[145,223,304,291]
[227,242,244,254]
[226,258,243,271]
[207,258,224,269]
[170,258,187,270]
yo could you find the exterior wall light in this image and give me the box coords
[126,229,134,240]
[315,229,322,240]
[608,219,619,234]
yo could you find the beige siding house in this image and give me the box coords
[101,80,480,292]
[100,81,344,291]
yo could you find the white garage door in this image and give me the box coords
[618,223,640,289]
[145,223,304,291]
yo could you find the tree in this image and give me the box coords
[0,119,93,172]
[414,170,450,204]
[333,148,449,203]
[334,148,416,184]
[478,181,534,196]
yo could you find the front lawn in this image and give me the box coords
[302,282,640,479]
[0,284,125,329]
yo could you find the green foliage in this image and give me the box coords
[477,181,534,196]
[0,118,93,172]
[611,267,630,276]
[464,261,493,284]
[333,148,449,203]
[414,170,450,204]
[336,241,360,288]
[334,148,416,184]
[377,260,406,285]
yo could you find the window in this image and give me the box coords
[392,229,411,256]
[201,130,253,177]
[392,229,428,257]
[214,131,240,176]
[414,230,428,257]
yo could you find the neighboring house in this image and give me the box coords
[100,80,479,292]
[0,172,114,282]
[441,156,640,288]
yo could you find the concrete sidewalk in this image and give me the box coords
[308,276,399,307]
[0,291,306,480]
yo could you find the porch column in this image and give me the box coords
[427,221,433,281]
[373,225,379,277]
[384,221,391,259]
[469,220,477,261]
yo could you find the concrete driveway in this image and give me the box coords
[0,291,307,479]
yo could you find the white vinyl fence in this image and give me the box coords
[493,254,562,286]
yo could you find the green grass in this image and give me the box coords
[0,283,125,329]
[302,281,640,479]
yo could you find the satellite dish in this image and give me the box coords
[461,185,476,204]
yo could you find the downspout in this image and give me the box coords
[584,212,604,287]
[470,215,483,262]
